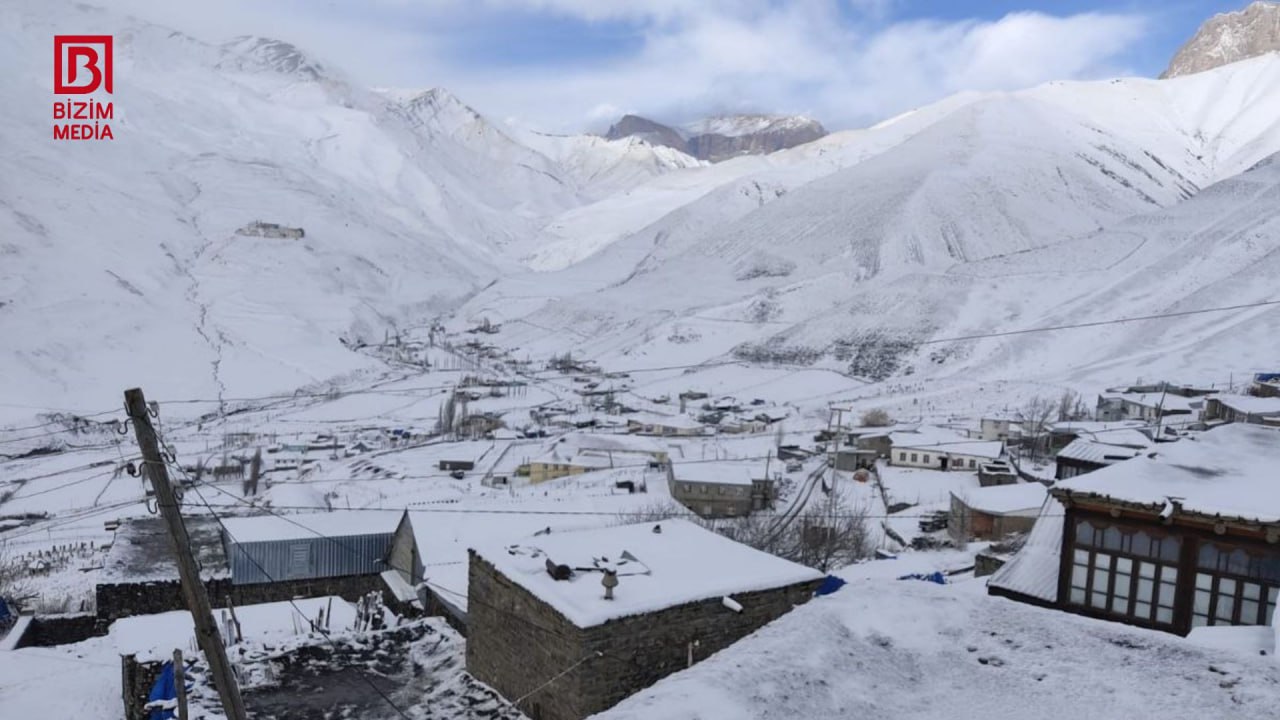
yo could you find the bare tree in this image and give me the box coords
[860,408,893,427]
[1017,396,1056,462]
[0,544,34,611]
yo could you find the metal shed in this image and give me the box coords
[219,510,421,586]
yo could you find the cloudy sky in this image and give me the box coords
[115,0,1247,132]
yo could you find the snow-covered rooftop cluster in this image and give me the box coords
[472,519,823,627]
[955,482,1047,516]
[1055,424,1280,521]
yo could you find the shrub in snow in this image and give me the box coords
[732,341,822,366]
[860,408,892,427]
[734,252,796,281]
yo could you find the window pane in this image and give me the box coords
[1091,591,1107,608]
[1095,552,1111,568]
[1139,562,1156,579]
[1195,572,1212,591]
[1116,557,1133,574]
[1242,599,1260,625]
[1072,564,1089,589]
[1215,600,1234,623]
[1228,549,1250,575]
[1115,575,1131,600]
[1137,578,1154,602]
[1070,588,1086,605]
[1102,526,1122,550]
[1160,538,1181,563]
[1135,601,1152,619]
[1074,549,1089,564]
[1220,578,1237,596]
[1192,614,1209,628]
[1156,607,1173,624]
[1198,543,1218,568]
[1161,566,1178,584]
[1194,590,1211,614]
[1261,558,1280,584]
[1159,582,1176,608]
[1243,582,1261,601]
[1267,602,1276,625]
[1077,520,1094,547]
[1131,532,1151,558]
[1093,567,1110,592]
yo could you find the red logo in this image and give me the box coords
[54,35,113,94]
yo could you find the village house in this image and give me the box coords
[667,462,774,518]
[527,449,615,483]
[526,433,669,484]
[1095,392,1197,423]
[625,412,707,437]
[1252,374,1280,398]
[1054,438,1145,480]
[465,520,824,720]
[979,417,1024,442]
[95,511,422,623]
[989,425,1280,637]
[1044,420,1151,455]
[977,460,1019,487]
[849,428,894,459]
[1202,394,1280,426]
[949,483,1047,543]
[889,427,1004,471]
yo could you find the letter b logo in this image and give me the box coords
[54,35,113,94]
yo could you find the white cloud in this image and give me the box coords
[103,0,1148,132]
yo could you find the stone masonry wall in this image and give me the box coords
[466,550,821,720]
[96,573,400,625]
[14,612,105,648]
[466,552,585,720]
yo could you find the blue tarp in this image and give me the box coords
[897,571,948,585]
[0,597,13,628]
[147,661,176,720]
[815,575,847,596]
[1255,373,1280,383]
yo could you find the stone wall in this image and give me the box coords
[466,552,586,720]
[96,573,404,624]
[974,552,1008,578]
[121,654,165,720]
[466,550,820,720]
[14,612,104,648]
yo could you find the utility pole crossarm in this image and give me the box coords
[124,388,249,720]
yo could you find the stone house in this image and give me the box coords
[889,428,1003,471]
[625,412,706,437]
[990,425,1280,637]
[466,520,824,720]
[1202,394,1280,426]
[667,462,773,518]
[949,483,1046,542]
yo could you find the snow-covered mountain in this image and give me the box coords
[456,53,1280,388]
[0,0,698,415]
[5,0,1280,421]
[605,113,827,161]
[1162,1,1280,78]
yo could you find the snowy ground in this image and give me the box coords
[596,559,1280,720]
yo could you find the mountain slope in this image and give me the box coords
[606,113,827,162]
[1163,1,1280,78]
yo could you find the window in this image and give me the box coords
[910,453,918,463]
[923,454,931,464]
[899,452,906,462]
[1191,541,1280,628]
[1068,518,1180,626]
[968,458,976,469]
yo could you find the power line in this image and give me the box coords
[919,299,1280,345]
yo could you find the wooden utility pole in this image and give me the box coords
[173,649,189,720]
[125,388,249,720]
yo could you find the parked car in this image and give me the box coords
[450,469,466,480]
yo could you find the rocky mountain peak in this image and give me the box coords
[1162,1,1280,78]
[604,113,826,162]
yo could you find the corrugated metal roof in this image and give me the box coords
[1055,439,1142,464]
[987,497,1064,602]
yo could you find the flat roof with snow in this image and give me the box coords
[953,482,1047,515]
[891,428,1003,459]
[558,431,669,454]
[1056,438,1144,464]
[672,461,759,486]
[1054,425,1280,523]
[471,519,823,628]
[1214,394,1280,416]
[219,510,403,544]
[625,412,705,430]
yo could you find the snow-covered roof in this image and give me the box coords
[1054,424,1280,522]
[557,431,668,455]
[625,412,705,430]
[472,519,823,628]
[891,428,1003,459]
[101,516,229,584]
[1214,394,1280,416]
[1118,393,1196,412]
[987,496,1065,602]
[1056,438,1144,464]
[220,510,403,544]
[672,461,758,486]
[530,450,616,469]
[953,483,1047,516]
